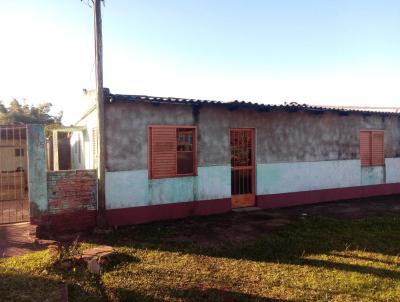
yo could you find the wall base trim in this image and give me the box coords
[33,210,97,236]
[257,183,400,209]
[32,183,400,233]
[106,198,231,226]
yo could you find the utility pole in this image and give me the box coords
[94,0,106,226]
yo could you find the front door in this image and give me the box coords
[230,128,255,208]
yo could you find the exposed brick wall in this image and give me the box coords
[47,170,97,214]
[37,170,98,235]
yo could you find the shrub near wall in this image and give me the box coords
[42,170,98,234]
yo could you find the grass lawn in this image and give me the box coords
[1,211,400,301]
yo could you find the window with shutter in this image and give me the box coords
[359,130,384,166]
[360,131,371,166]
[371,131,384,166]
[149,126,197,179]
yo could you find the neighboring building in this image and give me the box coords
[73,90,400,227]
[50,90,98,172]
[70,104,98,170]
[0,126,28,201]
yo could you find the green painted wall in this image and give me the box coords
[27,124,48,213]
[361,166,385,185]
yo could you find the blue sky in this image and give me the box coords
[0,1,399,123]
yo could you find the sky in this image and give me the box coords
[0,0,400,124]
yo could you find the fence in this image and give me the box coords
[0,126,29,224]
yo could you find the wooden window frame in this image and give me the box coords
[359,129,384,167]
[148,125,197,179]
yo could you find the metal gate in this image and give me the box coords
[230,128,255,208]
[0,126,29,224]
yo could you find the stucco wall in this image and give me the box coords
[105,102,400,171]
[256,160,361,195]
[103,101,400,210]
[386,158,400,183]
[105,102,195,171]
[27,124,48,214]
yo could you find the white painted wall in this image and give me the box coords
[75,108,98,169]
[256,160,361,195]
[386,158,400,183]
[106,158,400,210]
[361,166,385,185]
[70,132,85,170]
[105,165,231,209]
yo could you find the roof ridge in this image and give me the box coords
[107,93,400,115]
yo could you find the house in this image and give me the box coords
[0,126,28,201]
[64,90,400,227]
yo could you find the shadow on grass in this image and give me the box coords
[112,286,296,302]
[0,272,69,302]
[102,251,140,272]
[88,214,400,280]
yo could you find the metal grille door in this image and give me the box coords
[230,128,255,208]
[0,126,29,224]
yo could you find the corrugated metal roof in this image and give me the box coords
[108,93,400,116]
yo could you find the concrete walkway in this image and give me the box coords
[0,222,45,258]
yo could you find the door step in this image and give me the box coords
[232,207,261,213]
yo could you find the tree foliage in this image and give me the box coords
[0,99,63,126]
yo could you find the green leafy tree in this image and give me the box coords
[0,101,7,114]
[0,100,63,126]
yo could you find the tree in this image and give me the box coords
[0,101,6,114]
[0,100,63,126]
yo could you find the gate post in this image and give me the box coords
[27,124,48,222]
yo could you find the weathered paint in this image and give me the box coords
[105,102,195,171]
[98,99,400,218]
[104,102,400,171]
[106,158,400,210]
[361,166,385,185]
[105,165,230,209]
[386,158,400,183]
[106,198,231,226]
[36,170,98,235]
[257,183,400,209]
[37,211,97,235]
[27,124,48,212]
[256,160,361,195]
[105,170,148,209]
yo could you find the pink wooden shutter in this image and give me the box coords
[371,131,384,166]
[360,131,371,166]
[149,126,177,178]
